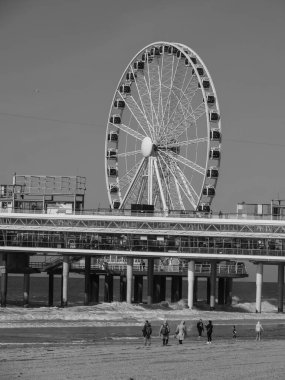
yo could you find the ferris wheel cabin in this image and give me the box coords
[114,99,125,109]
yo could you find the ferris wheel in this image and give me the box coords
[105,42,221,213]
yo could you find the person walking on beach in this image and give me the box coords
[233,325,237,339]
[197,319,204,338]
[159,320,170,346]
[142,320,152,346]
[175,320,187,344]
[206,320,213,344]
[255,321,263,341]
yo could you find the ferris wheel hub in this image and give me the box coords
[141,136,153,157]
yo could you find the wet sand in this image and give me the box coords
[1,320,285,379]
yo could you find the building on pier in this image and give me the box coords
[0,205,285,312]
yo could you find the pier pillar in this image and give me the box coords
[277,263,284,313]
[210,261,217,310]
[194,277,198,303]
[206,278,210,304]
[84,256,91,305]
[113,275,121,302]
[187,260,195,309]
[120,275,126,302]
[126,257,133,304]
[90,274,99,303]
[0,254,8,307]
[23,273,30,307]
[255,263,263,313]
[134,275,143,303]
[105,273,113,302]
[172,276,182,302]
[48,273,54,306]
[142,276,148,303]
[98,275,105,302]
[147,258,154,305]
[61,256,69,307]
[225,278,233,305]
[218,278,225,305]
[165,276,172,303]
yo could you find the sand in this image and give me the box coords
[1,303,285,379]
[1,337,285,380]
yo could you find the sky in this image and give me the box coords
[1,0,285,281]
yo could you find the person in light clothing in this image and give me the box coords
[255,321,263,341]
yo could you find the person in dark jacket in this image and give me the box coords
[197,319,204,338]
[206,320,213,344]
[142,320,152,346]
[159,320,170,346]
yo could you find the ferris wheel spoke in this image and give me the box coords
[157,152,196,209]
[159,119,195,145]
[191,102,206,121]
[117,149,142,158]
[134,71,156,140]
[159,137,207,149]
[153,158,167,211]
[174,163,199,205]
[161,149,206,176]
[119,158,146,209]
[156,155,176,210]
[164,61,188,128]
[148,62,161,133]
[158,54,175,135]
[145,60,160,139]
[121,94,151,138]
[112,122,145,141]
[161,55,180,129]
[117,161,143,192]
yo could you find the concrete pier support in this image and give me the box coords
[206,278,210,304]
[48,273,54,306]
[99,275,105,302]
[172,276,182,302]
[165,277,172,303]
[61,256,70,307]
[0,254,8,307]
[147,258,154,305]
[210,261,217,310]
[120,275,126,302]
[90,274,99,303]
[256,263,263,313]
[225,278,233,305]
[105,274,113,302]
[23,273,30,307]
[218,278,225,305]
[277,263,284,313]
[194,277,198,303]
[126,257,133,304]
[113,275,121,302]
[187,260,195,309]
[84,256,91,305]
[134,275,143,303]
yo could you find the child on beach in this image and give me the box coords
[255,321,263,341]
[233,325,237,339]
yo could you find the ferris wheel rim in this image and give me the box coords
[105,41,221,212]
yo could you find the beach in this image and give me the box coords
[1,303,285,379]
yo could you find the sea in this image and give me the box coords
[0,276,285,345]
[3,275,281,308]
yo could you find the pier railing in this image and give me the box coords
[66,262,247,275]
[0,207,280,221]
